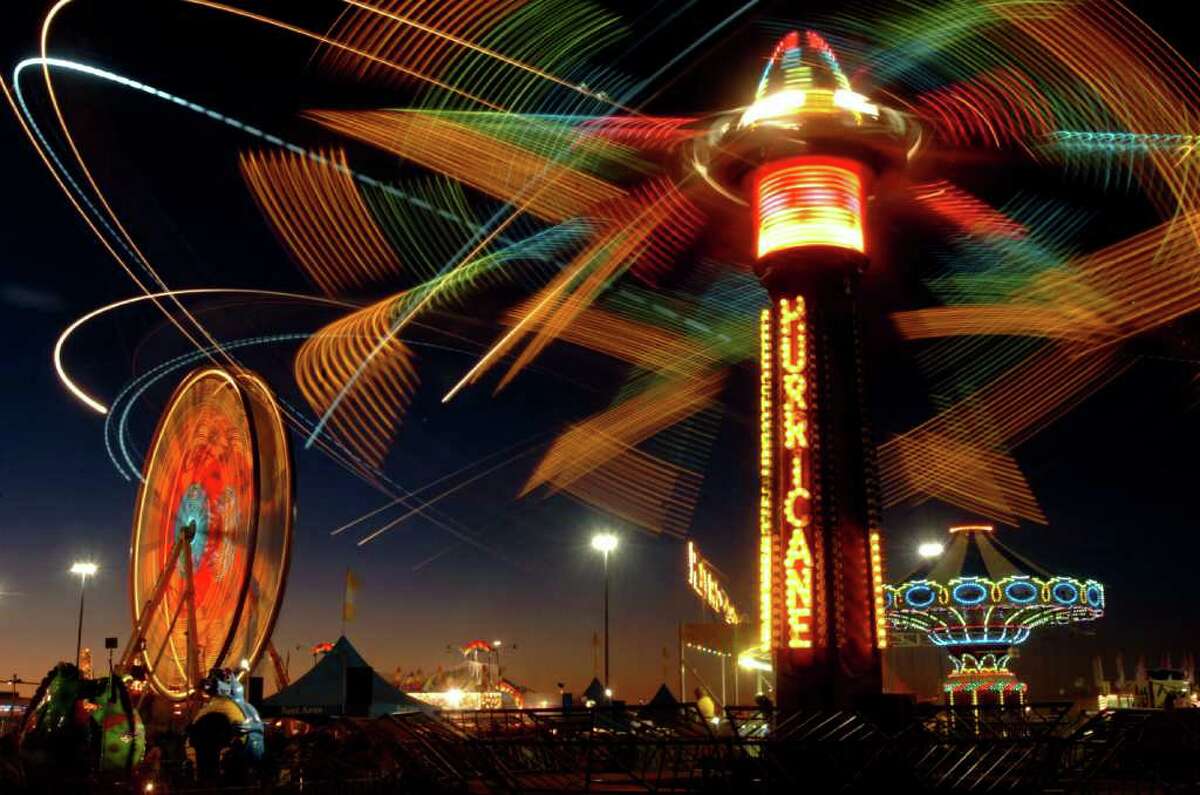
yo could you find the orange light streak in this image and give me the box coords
[912,181,1028,238]
[295,297,420,468]
[336,0,636,113]
[184,0,506,111]
[553,444,702,538]
[306,110,624,223]
[319,0,522,87]
[500,304,717,379]
[442,177,698,402]
[240,148,403,295]
[523,371,724,496]
[494,180,701,390]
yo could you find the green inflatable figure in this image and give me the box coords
[91,674,146,773]
[18,662,146,784]
[18,663,92,783]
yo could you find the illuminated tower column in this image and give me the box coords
[754,156,887,710]
[698,29,912,711]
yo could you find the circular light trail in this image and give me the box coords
[55,288,355,415]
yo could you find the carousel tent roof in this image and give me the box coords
[903,525,1050,583]
[261,636,430,718]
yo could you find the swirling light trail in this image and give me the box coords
[38,0,247,381]
[183,0,505,111]
[338,0,635,113]
[55,289,354,415]
[8,54,521,478]
[301,1,755,445]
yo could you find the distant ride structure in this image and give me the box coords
[886,524,1105,706]
[121,368,294,701]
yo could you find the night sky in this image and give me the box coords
[2,1,1198,702]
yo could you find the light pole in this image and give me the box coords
[590,532,619,692]
[69,561,98,668]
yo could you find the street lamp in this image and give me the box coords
[917,542,945,559]
[590,532,619,691]
[69,561,98,668]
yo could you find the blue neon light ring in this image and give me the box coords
[904,584,936,608]
[1004,580,1038,605]
[1052,581,1079,605]
[952,582,989,606]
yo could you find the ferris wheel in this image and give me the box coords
[120,368,294,700]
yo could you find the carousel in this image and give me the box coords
[886,524,1105,707]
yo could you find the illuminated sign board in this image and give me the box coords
[687,541,740,624]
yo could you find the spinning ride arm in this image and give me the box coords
[119,523,202,692]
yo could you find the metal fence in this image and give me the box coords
[7,702,1200,792]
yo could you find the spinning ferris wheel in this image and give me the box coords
[119,368,294,700]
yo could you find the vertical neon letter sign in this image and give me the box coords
[779,297,814,649]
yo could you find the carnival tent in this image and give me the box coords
[583,678,607,704]
[262,636,430,718]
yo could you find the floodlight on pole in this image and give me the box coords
[591,533,619,554]
[591,532,619,691]
[70,561,98,668]
[918,542,945,559]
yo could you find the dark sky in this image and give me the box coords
[2,0,1198,702]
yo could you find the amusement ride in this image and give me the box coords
[6,0,1200,785]
[886,524,1105,706]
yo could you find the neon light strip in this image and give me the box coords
[869,531,887,649]
[759,308,774,649]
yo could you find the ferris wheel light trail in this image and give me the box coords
[54,289,356,415]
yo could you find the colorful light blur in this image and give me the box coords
[753,158,866,258]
